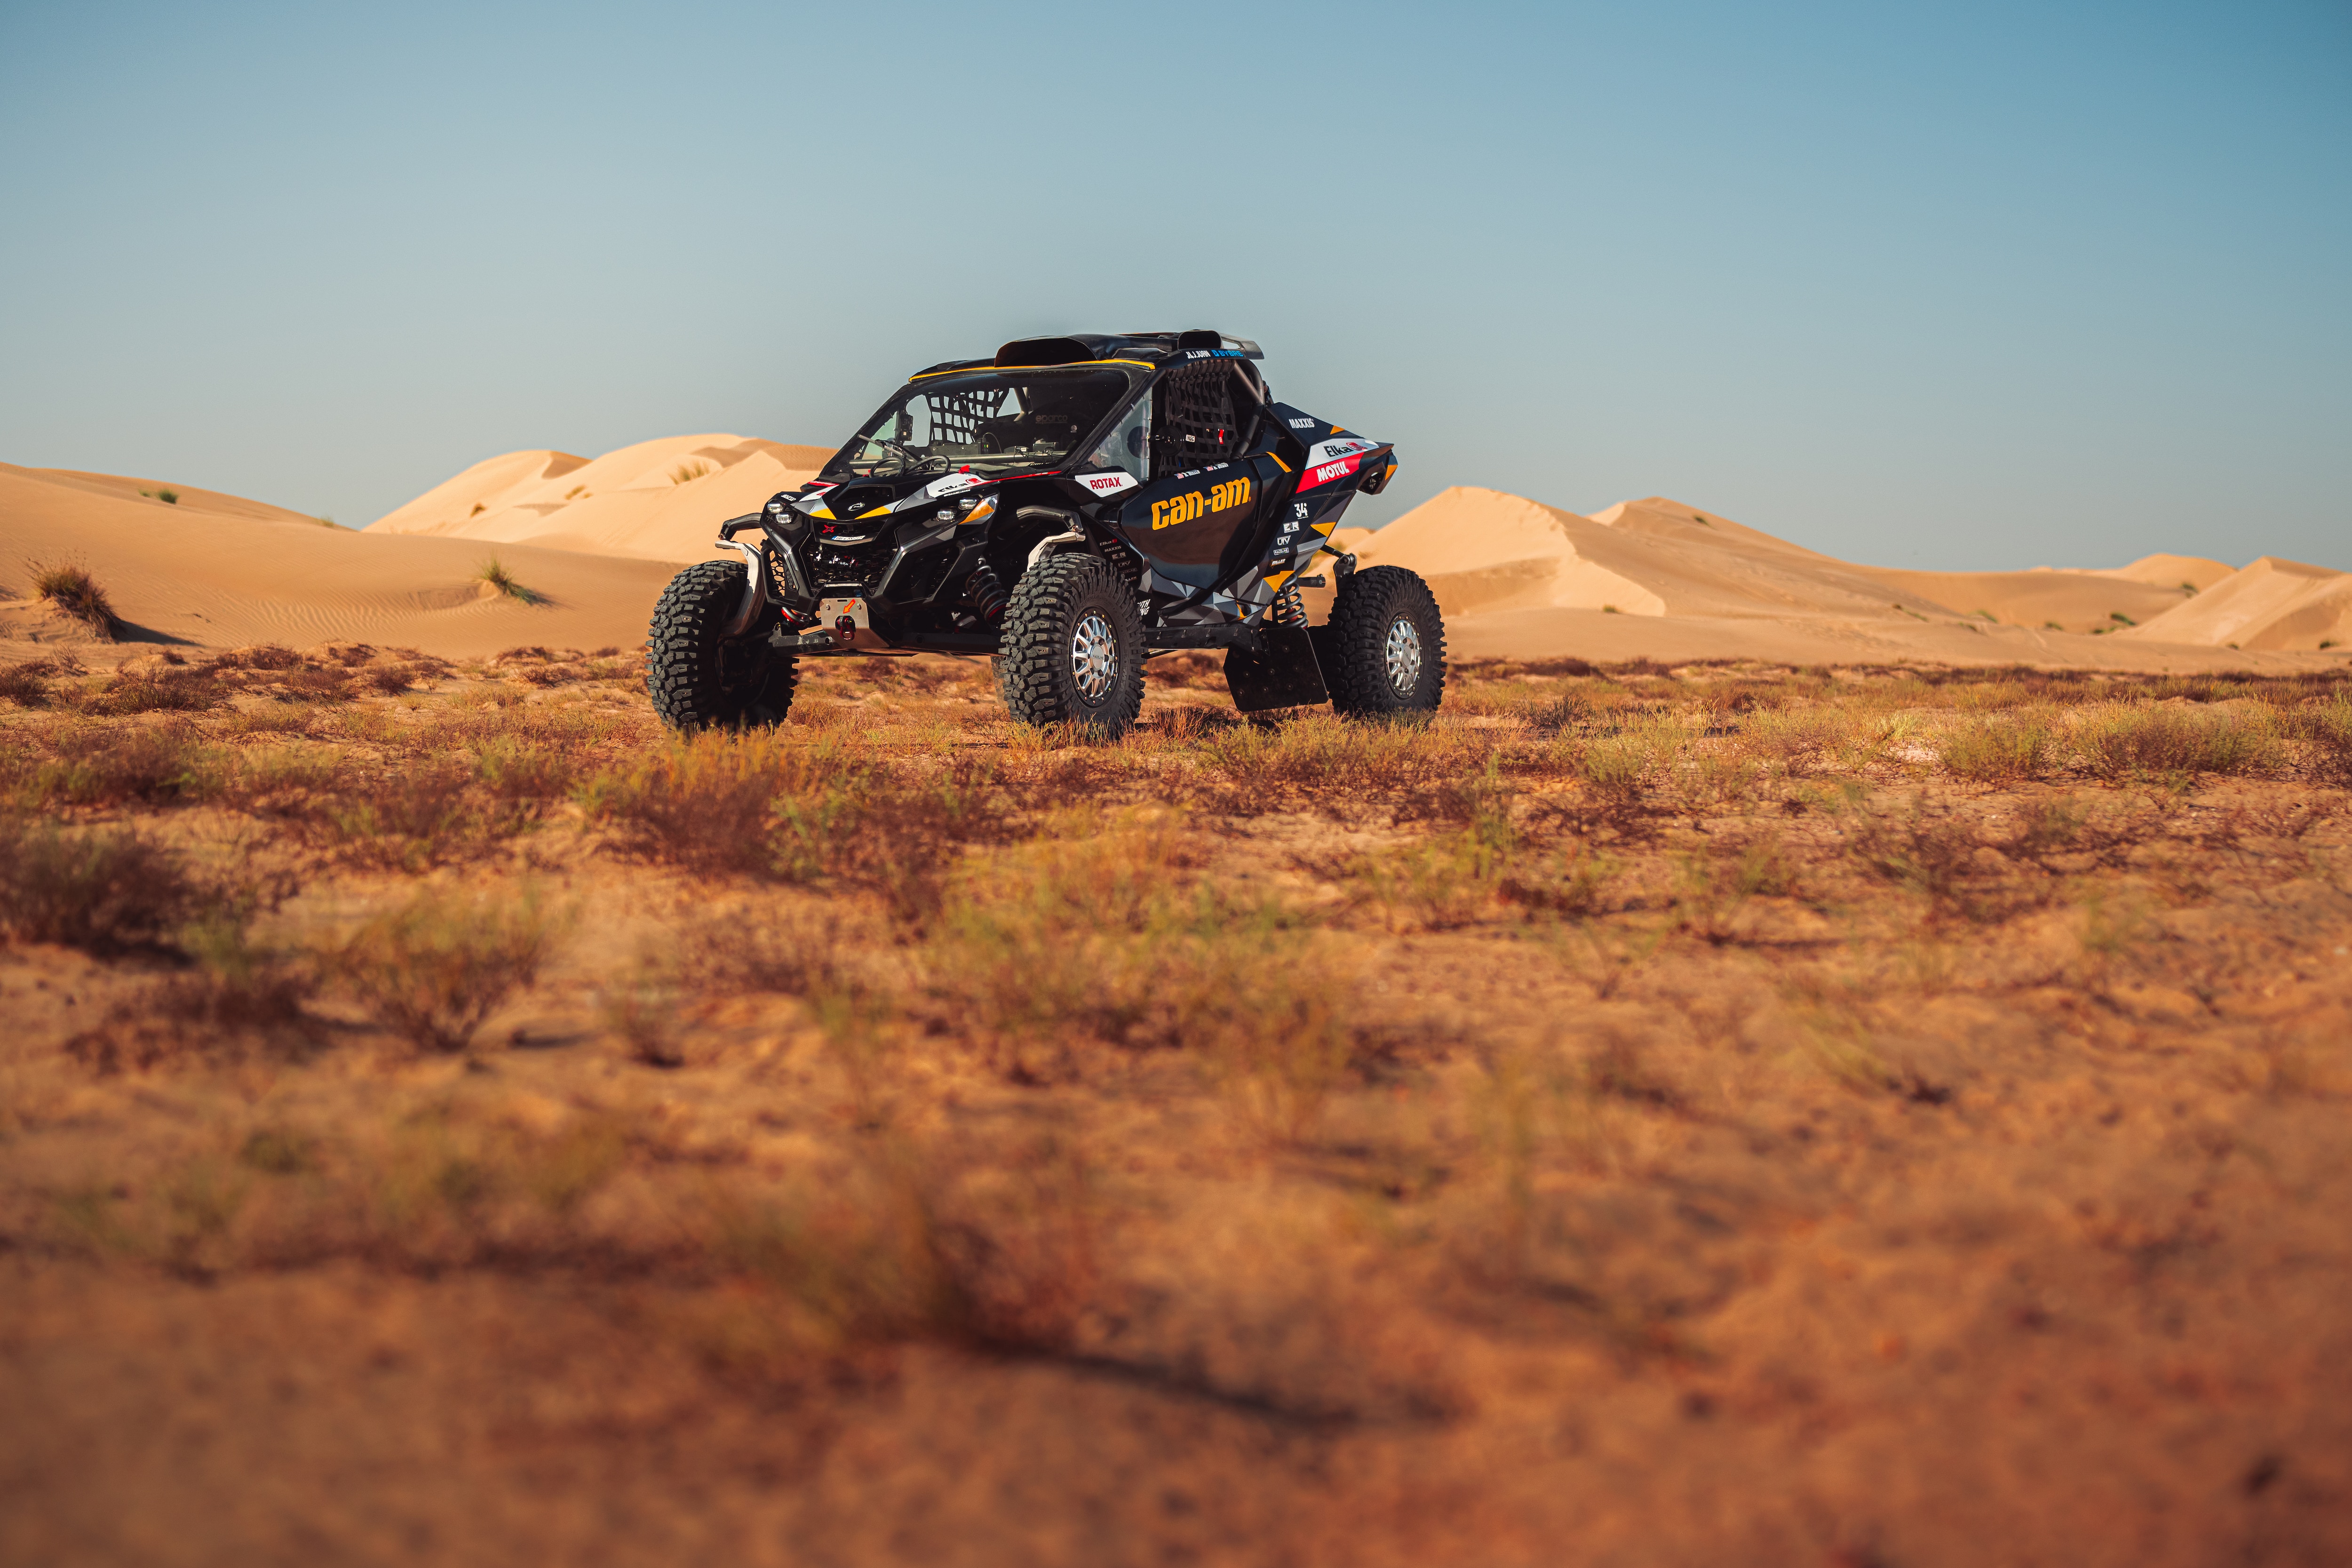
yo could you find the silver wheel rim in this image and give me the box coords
[1071,610,1118,703]
[1384,616,1423,696]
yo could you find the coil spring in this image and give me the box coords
[968,559,1009,621]
[1271,582,1308,626]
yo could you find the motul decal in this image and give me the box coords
[1151,475,1253,531]
[1295,454,1362,492]
[1078,471,1138,497]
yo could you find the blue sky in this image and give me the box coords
[2,0,2345,569]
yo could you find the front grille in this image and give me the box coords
[807,536,894,593]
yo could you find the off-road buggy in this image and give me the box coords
[645,331,1444,738]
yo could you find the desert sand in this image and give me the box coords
[7,440,2352,1564]
[4,652,2349,1566]
[367,436,834,563]
[0,462,675,660]
[8,446,2345,676]
[2120,557,2352,652]
[1347,487,2344,668]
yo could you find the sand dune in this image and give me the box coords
[1847,566,2193,635]
[1352,488,2332,671]
[1354,491,1909,621]
[369,436,834,563]
[2100,552,2236,592]
[0,462,675,660]
[26,467,339,530]
[2119,556,2352,652]
[13,443,2343,674]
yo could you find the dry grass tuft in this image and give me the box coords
[1844,798,2001,921]
[67,923,319,1073]
[326,886,565,1053]
[1344,808,1516,931]
[308,762,527,869]
[30,561,116,634]
[588,732,789,876]
[2288,692,2352,787]
[8,723,212,808]
[476,557,545,605]
[1667,832,1802,945]
[83,667,227,716]
[596,948,689,1068]
[0,658,74,709]
[2080,705,2278,782]
[1939,715,2052,784]
[0,819,205,953]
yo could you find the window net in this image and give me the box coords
[1152,361,1245,475]
[922,387,1007,447]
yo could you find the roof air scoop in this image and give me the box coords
[995,337,1094,368]
[1175,329,1264,358]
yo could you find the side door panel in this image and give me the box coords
[1111,459,1267,589]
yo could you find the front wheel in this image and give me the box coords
[645,558,796,732]
[995,553,1146,739]
[1324,565,1446,717]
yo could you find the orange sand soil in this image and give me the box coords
[3,653,2350,1565]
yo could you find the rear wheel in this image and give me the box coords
[1325,565,1446,717]
[995,553,1146,738]
[645,558,795,732]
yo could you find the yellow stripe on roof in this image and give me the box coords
[907,358,1158,381]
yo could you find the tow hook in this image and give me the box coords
[832,615,856,649]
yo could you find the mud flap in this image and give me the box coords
[1224,623,1331,712]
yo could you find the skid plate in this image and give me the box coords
[1223,623,1330,712]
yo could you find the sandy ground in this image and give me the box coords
[365,437,834,563]
[1351,490,2352,661]
[3,649,2350,1564]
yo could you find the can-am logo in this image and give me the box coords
[1079,472,1137,496]
[1150,476,1253,531]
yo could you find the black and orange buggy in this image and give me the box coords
[645,331,1443,739]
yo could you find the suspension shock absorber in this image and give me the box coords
[967,558,1009,622]
[1271,581,1308,627]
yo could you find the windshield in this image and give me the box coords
[826,369,1141,479]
